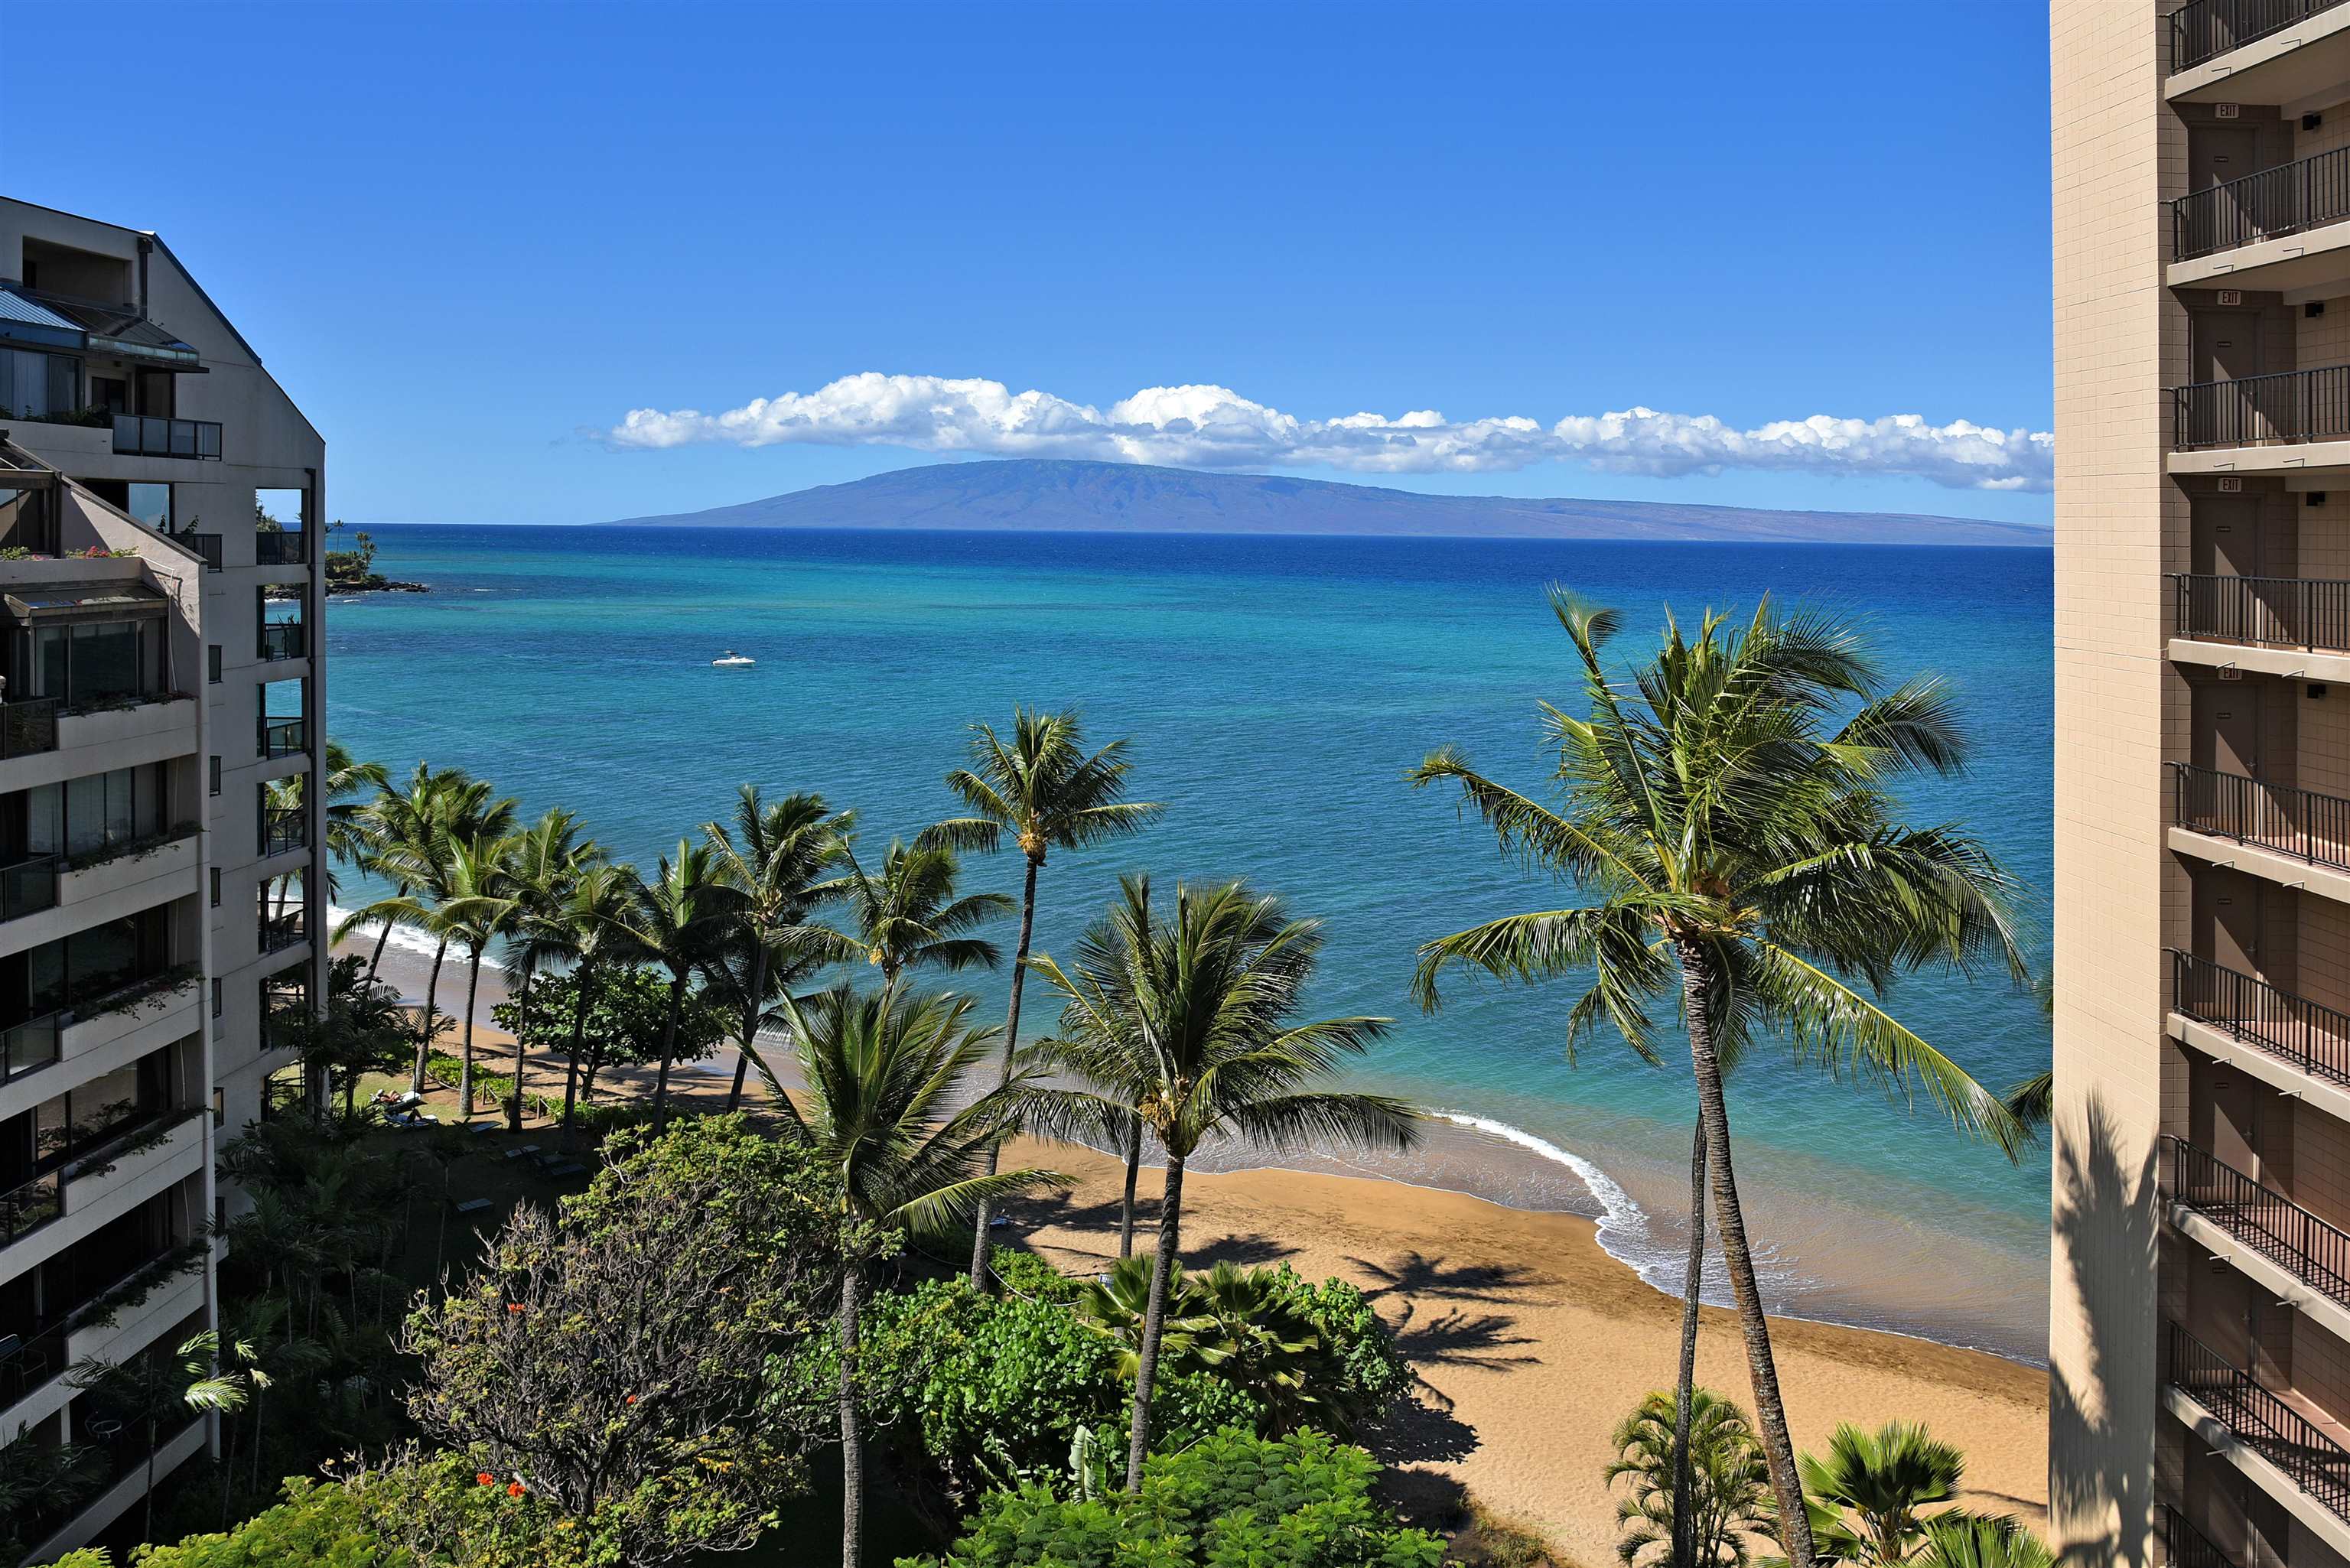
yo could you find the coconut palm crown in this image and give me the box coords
[1410,590,2033,1568]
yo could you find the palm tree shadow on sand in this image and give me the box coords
[2050,1091,2160,1568]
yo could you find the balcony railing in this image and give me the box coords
[2169,1321,2350,1518]
[254,531,306,567]
[181,532,222,571]
[0,854,58,923]
[2175,365,2350,450]
[259,804,305,858]
[2163,1505,2243,1568]
[110,414,220,461]
[259,909,306,955]
[0,1011,58,1085]
[257,716,304,760]
[2,697,58,760]
[2174,761,2350,871]
[259,622,306,662]
[2173,572,2350,650]
[2171,0,2350,71]
[0,1168,61,1248]
[2173,949,2350,1088]
[2177,147,2350,261]
[2165,1132,2350,1302]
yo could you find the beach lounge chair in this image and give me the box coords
[467,1121,498,1136]
[450,1197,494,1217]
[543,1162,587,1179]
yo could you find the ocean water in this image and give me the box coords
[326,525,2055,1361]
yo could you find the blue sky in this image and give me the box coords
[7,0,2053,526]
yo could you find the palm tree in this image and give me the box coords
[348,767,514,1092]
[927,707,1164,1290]
[66,1330,248,1541]
[319,740,387,899]
[747,982,1060,1568]
[1913,1516,2052,1568]
[548,860,637,1143]
[1794,1421,1968,1568]
[1410,590,2033,1568]
[618,841,740,1133]
[828,836,1012,985]
[420,830,519,1120]
[1025,874,1418,1491]
[702,786,856,1111]
[500,808,600,1130]
[1606,1388,1774,1568]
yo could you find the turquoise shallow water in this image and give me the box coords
[327,525,2055,1361]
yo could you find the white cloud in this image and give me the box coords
[606,372,2053,492]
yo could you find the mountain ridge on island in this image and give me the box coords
[597,457,2052,546]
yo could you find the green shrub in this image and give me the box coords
[989,1246,1085,1303]
[903,1426,1445,1568]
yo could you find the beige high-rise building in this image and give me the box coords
[0,197,325,1559]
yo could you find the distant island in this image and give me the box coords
[599,458,2053,547]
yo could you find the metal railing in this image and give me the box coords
[257,716,304,760]
[2174,761,2350,871]
[2173,949,2350,1087]
[0,854,59,922]
[2171,0,2350,70]
[2163,1505,2242,1568]
[2165,1132,2350,1301]
[0,1012,57,1084]
[254,531,306,567]
[2169,1321,2350,1518]
[259,621,305,662]
[2173,571,2350,649]
[0,1168,61,1248]
[110,414,220,461]
[2175,364,2350,449]
[259,804,305,858]
[2177,146,2350,261]
[2,697,58,759]
[179,532,222,570]
[259,909,307,954]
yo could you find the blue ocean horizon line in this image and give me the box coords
[352,519,2055,548]
[324,523,2055,1358]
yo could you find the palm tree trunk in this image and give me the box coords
[1673,1114,1707,1568]
[1124,1150,1185,1492]
[651,973,683,1134]
[1678,939,1814,1568]
[838,1255,865,1568]
[143,1416,158,1543]
[968,855,1041,1290]
[727,942,769,1114]
[367,912,395,983]
[561,965,593,1146]
[1118,1118,1144,1261]
[410,933,450,1093]
[459,945,483,1120]
[508,969,533,1132]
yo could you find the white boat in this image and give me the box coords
[711,650,756,668]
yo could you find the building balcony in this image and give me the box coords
[254,531,305,568]
[2166,1321,2350,1550]
[181,532,221,571]
[2169,0,2350,104]
[1,695,59,759]
[259,909,305,955]
[2164,1505,2245,1568]
[18,1417,206,1566]
[257,715,304,761]
[259,803,305,860]
[2171,365,2350,463]
[2169,763,2350,899]
[259,621,306,662]
[0,853,61,925]
[0,969,203,1114]
[0,1104,201,1252]
[2172,146,2350,291]
[0,694,197,795]
[2173,948,2350,1091]
[109,414,219,462]
[2169,574,2350,678]
[2163,1131,2350,1310]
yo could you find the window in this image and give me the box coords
[24,766,161,858]
[92,377,129,416]
[210,867,221,908]
[211,978,223,1019]
[208,646,222,684]
[124,483,170,531]
[0,483,57,556]
[209,756,221,797]
[18,620,157,708]
[212,1087,225,1127]
[0,349,78,419]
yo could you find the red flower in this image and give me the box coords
[477,1472,495,1487]
[507,1482,526,1498]
[625,1395,638,1405]
[506,1303,525,1314]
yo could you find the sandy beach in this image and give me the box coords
[354,932,2049,1563]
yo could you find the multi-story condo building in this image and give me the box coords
[0,197,325,1560]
